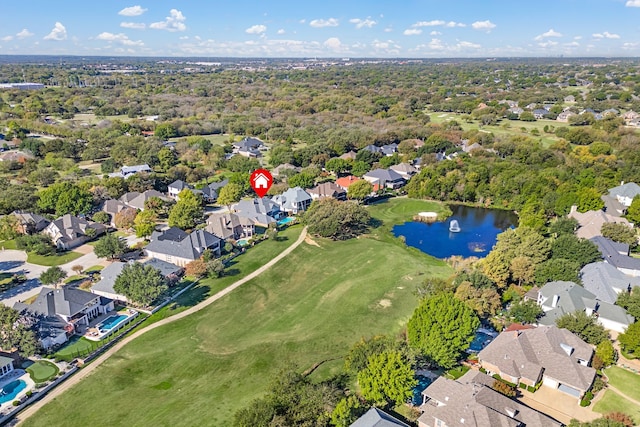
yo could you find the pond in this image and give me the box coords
[392,205,517,259]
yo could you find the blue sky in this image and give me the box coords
[2,1,640,57]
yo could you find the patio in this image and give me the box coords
[83,309,138,341]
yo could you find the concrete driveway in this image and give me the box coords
[517,386,600,424]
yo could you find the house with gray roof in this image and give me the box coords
[363,168,406,189]
[14,287,114,349]
[580,262,640,304]
[11,211,49,234]
[380,143,398,156]
[145,227,222,267]
[43,214,107,250]
[109,164,152,178]
[478,325,596,400]
[92,259,183,302]
[168,180,191,199]
[601,182,640,216]
[418,370,562,427]
[206,212,246,240]
[590,236,640,276]
[119,190,169,211]
[272,187,312,214]
[352,407,409,427]
[389,163,418,179]
[307,182,346,201]
[536,280,634,333]
[339,151,357,160]
[272,163,301,178]
[201,179,228,203]
[233,198,281,227]
[233,137,265,158]
[568,207,632,239]
[362,144,381,154]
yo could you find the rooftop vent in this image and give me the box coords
[560,342,574,356]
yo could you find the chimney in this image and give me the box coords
[570,205,578,214]
[513,330,520,338]
[552,294,560,308]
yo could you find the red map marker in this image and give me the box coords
[250,169,273,198]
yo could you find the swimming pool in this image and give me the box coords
[411,375,433,405]
[277,217,294,226]
[237,239,249,246]
[468,331,494,353]
[0,380,26,404]
[98,314,128,333]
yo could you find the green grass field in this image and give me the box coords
[593,390,640,423]
[23,198,452,427]
[603,366,640,402]
[27,251,83,266]
[168,133,230,145]
[26,360,59,383]
[592,366,640,422]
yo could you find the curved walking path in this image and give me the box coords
[15,227,308,425]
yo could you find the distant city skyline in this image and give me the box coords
[2,1,640,58]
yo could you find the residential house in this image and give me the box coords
[201,179,228,203]
[145,227,222,267]
[533,109,548,119]
[602,182,640,216]
[91,259,183,302]
[621,110,640,121]
[557,111,577,122]
[119,190,169,211]
[11,211,49,234]
[272,163,301,178]
[567,206,633,239]
[380,143,398,156]
[352,407,409,427]
[168,180,191,199]
[43,214,107,250]
[362,144,381,154]
[363,168,406,189]
[206,212,246,240]
[460,140,482,154]
[102,199,128,223]
[339,151,357,161]
[590,236,640,276]
[233,137,265,158]
[14,287,114,349]
[233,198,281,228]
[335,175,360,190]
[564,95,576,103]
[478,325,596,399]
[109,164,152,178]
[307,182,346,201]
[536,280,634,333]
[418,370,562,427]
[581,262,640,304]
[0,151,34,163]
[508,106,524,115]
[389,163,418,179]
[272,187,312,214]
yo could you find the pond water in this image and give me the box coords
[392,205,518,259]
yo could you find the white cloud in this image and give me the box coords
[277,29,285,35]
[626,0,640,7]
[299,19,306,24]
[384,27,393,33]
[118,5,147,16]
[534,29,562,40]
[430,31,441,36]
[471,20,496,31]
[574,36,582,40]
[403,28,422,36]
[16,29,33,39]
[457,41,481,49]
[538,40,558,48]
[350,18,377,29]
[1,36,12,42]
[593,31,620,39]
[44,22,67,41]
[446,21,466,28]
[323,37,342,50]
[564,41,580,47]
[150,9,187,32]
[429,38,445,50]
[310,18,339,28]
[120,22,146,29]
[414,20,445,27]
[96,32,144,46]
[246,25,267,35]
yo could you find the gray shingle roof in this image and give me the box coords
[307,182,346,199]
[419,371,561,427]
[121,164,151,175]
[478,326,595,393]
[609,182,640,199]
[581,262,640,304]
[11,211,49,231]
[350,408,409,427]
[15,286,104,318]
[49,214,106,244]
[168,180,190,191]
[206,212,242,240]
[93,259,183,297]
[590,236,640,271]
[363,168,405,183]
[146,228,221,261]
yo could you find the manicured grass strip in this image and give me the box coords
[22,212,451,427]
[603,366,640,402]
[52,337,96,362]
[593,390,640,423]
[64,275,87,284]
[445,365,470,380]
[84,265,104,274]
[27,251,83,266]
[0,240,17,250]
[26,361,59,383]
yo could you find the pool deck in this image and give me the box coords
[84,309,139,341]
[0,370,34,414]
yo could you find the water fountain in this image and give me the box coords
[449,219,461,232]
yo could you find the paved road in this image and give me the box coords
[14,227,308,425]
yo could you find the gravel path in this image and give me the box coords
[14,227,307,425]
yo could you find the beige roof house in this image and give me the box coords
[478,326,595,399]
[568,206,632,239]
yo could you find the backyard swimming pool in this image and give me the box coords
[0,380,26,404]
[277,217,295,226]
[411,375,433,405]
[468,331,495,353]
[98,314,128,333]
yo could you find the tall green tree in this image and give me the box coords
[601,223,638,248]
[134,210,157,239]
[0,305,38,357]
[114,262,167,306]
[37,182,93,216]
[39,266,67,288]
[168,189,203,229]
[330,396,365,427]
[507,300,543,324]
[626,196,640,225]
[93,233,128,259]
[619,321,640,357]
[407,293,480,368]
[357,350,417,406]
[347,180,373,202]
[556,311,608,345]
[595,340,617,367]
[304,199,370,240]
[550,234,601,267]
[217,183,243,207]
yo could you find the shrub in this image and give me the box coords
[519,383,527,389]
[527,385,535,393]
[479,367,487,374]
[12,400,19,406]
[580,398,591,407]
[25,390,32,397]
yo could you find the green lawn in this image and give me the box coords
[26,360,59,383]
[27,251,83,266]
[593,390,640,423]
[0,240,17,250]
[23,199,452,427]
[603,366,640,402]
[84,265,104,274]
[53,337,98,362]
